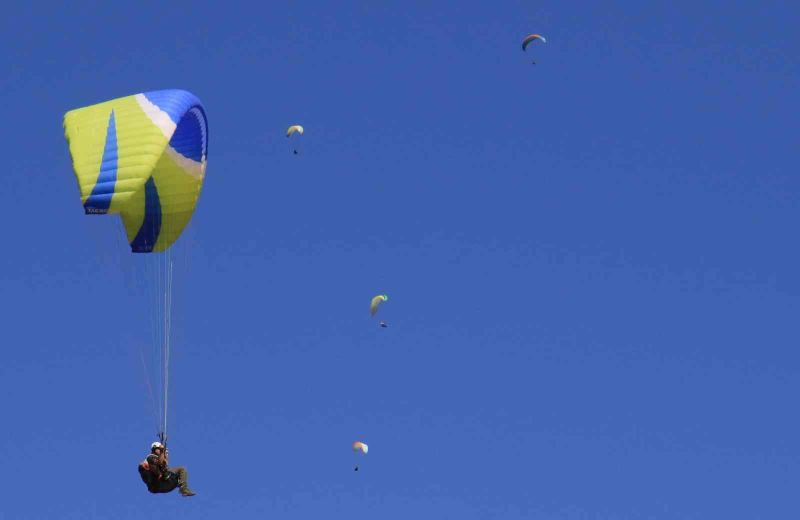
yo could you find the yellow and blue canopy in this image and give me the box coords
[64,89,208,252]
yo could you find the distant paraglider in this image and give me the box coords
[286,124,304,155]
[521,34,547,64]
[353,441,368,471]
[370,294,388,327]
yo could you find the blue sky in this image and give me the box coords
[1,1,798,518]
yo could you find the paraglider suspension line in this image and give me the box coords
[162,252,174,439]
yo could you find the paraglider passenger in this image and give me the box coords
[138,442,196,497]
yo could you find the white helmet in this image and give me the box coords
[151,442,165,450]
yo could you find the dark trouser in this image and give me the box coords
[138,465,155,488]
[170,466,190,492]
[138,465,189,494]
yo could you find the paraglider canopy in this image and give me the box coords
[286,125,304,137]
[370,294,388,317]
[63,89,208,253]
[521,34,546,50]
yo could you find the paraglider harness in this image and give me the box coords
[140,432,181,494]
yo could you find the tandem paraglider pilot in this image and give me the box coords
[138,442,196,497]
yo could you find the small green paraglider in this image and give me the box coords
[369,294,388,317]
[370,294,389,327]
